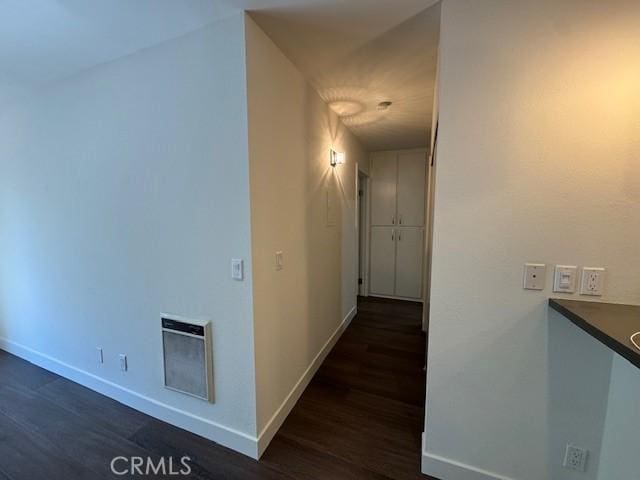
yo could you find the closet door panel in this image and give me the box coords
[369,226,396,296]
[370,153,397,226]
[397,151,426,226]
[395,227,424,299]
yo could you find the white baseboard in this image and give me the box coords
[0,337,260,459]
[368,293,424,303]
[422,434,515,480]
[0,304,358,461]
[255,304,357,458]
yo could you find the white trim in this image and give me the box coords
[421,434,515,480]
[368,293,424,303]
[255,304,357,457]
[0,337,260,459]
[357,166,371,297]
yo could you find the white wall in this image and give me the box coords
[0,14,260,454]
[546,310,613,480]
[244,14,367,452]
[597,356,640,479]
[424,1,640,479]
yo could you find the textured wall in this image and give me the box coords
[425,1,640,479]
[0,14,258,437]
[244,15,367,434]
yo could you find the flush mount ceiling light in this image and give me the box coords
[377,101,393,110]
[330,149,346,167]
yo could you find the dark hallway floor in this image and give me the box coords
[0,297,430,479]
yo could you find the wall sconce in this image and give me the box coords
[330,149,346,167]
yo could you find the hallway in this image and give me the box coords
[262,296,428,479]
[0,297,428,479]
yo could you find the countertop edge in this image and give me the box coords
[549,299,640,370]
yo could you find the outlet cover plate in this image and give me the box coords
[580,267,605,296]
[524,263,546,290]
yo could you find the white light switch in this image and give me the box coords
[553,265,577,293]
[231,259,244,281]
[524,263,546,290]
[581,267,605,296]
[275,251,284,270]
[119,354,128,372]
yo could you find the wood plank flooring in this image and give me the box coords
[0,296,432,479]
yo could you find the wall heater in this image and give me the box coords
[161,314,214,402]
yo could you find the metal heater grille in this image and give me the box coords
[161,315,213,402]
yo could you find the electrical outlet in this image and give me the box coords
[97,347,103,364]
[580,267,605,296]
[119,354,128,372]
[563,444,588,472]
[524,263,546,290]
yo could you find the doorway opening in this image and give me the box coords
[357,170,369,297]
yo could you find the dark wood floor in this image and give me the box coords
[0,296,431,479]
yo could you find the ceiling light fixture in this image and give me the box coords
[377,101,393,110]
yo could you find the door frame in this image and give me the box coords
[422,120,438,331]
[356,165,370,297]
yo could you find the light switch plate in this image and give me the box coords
[231,259,244,281]
[119,354,128,372]
[275,251,284,270]
[581,267,605,296]
[553,265,577,293]
[524,263,546,290]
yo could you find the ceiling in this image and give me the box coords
[233,0,441,151]
[0,0,235,108]
[0,0,440,151]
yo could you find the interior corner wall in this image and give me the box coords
[0,13,259,455]
[243,14,367,449]
[424,1,640,479]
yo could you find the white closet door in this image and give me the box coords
[370,152,397,226]
[397,151,426,226]
[395,227,424,299]
[369,226,396,296]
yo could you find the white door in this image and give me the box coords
[395,227,424,299]
[370,152,397,226]
[369,226,396,296]
[397,151,426,226]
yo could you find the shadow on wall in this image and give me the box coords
[547,309,613,480]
